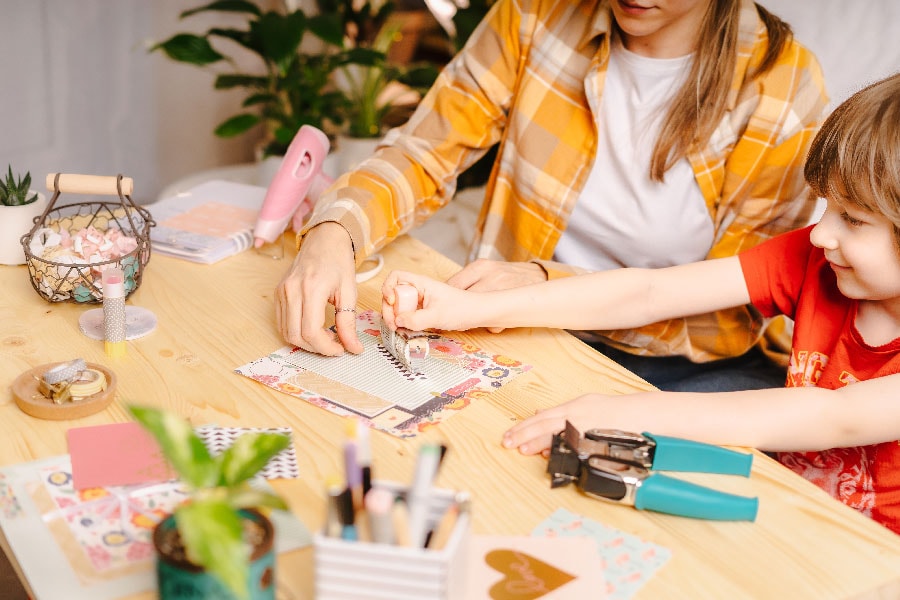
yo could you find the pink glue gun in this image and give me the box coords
[253,125,334,248]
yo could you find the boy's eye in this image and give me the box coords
[840,211,864,227]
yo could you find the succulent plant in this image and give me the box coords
[0,166,38,207]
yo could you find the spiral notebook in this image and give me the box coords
[147,179,265,264]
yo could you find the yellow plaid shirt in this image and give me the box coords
[303,0,828,363]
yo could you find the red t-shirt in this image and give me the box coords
[740,225,900,535]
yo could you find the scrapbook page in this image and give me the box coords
[0,426,307,599]
[236,310,532,438]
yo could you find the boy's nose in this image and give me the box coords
[809,215,838,250]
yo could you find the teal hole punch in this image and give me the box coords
[547,421,758,521]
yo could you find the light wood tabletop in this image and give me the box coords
[2,234,900,599]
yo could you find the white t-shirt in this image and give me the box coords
[554,40,713,270]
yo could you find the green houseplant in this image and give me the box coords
[0,167,38,207]
[152,0,347,157]
[1,166,48,266]
[152,0,441,157]
[128,405,291,600]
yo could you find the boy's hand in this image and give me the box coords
[503,394,647,456]
[381,270,479,332]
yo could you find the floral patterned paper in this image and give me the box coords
[236,310,532,438]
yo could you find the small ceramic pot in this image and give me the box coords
[0,192,47,265]
[153,508,276,600]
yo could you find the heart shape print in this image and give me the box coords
[485,549,576,599]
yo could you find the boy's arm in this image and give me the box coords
[383,256,750,333]
[503,372,900,455]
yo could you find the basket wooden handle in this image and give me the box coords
[45,173,134,196]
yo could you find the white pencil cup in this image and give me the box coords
[314,482,470,600]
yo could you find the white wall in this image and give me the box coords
[0,0,258,204]
[0,0,897,206]
[760,0,900,109]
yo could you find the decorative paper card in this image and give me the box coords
[465,535,607,599]
[532,508,671,600]
[68,422,175,490]
[0,455,311,600]
[68,423,300,490]
[236,310,532,438]
[195,425,299,479]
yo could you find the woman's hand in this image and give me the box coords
[446,259,546,332]
[275,223,364,356]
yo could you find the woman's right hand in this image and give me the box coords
[275,223,364,356]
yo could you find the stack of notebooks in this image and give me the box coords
[148,179,266,264]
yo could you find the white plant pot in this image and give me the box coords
[0,192,48,265]
[329,135,383,179]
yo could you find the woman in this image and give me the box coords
[276,0,828,392]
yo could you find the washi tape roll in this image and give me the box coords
[12,362,117,420]
[69,369,107,399]
[42,358,87,385]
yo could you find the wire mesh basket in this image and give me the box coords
[21,173,155,303]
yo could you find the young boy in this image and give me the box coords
[381,73,900,534]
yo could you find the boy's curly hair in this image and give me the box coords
[805,72,900,246]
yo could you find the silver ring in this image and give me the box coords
[335,307,356,313]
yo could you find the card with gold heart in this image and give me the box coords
[464,534,607,599]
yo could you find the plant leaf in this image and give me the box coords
[176,500,249,600]
[228,485,289,511]
[127,405,218,489]
[180,0,261,19]
[214,73,268,89]
[152,34,224,65]
[252,11,306,70]
[307,13,344,47]
[242,92,278,107]
[214,113,260,137]
[398,63,440,89]
[219,432,291,486]
[207,27,257,54]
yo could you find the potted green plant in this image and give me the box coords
[1,166,47,266]
[152,0,440,166]
[128,405,291,600]
[151,0,347,157]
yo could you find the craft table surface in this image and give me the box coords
[2,235,900,600]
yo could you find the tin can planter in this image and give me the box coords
[153,508,276,600]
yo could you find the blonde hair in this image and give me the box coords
[644,1,792,181]
[805,72,900,244]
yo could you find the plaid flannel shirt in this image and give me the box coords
[302,0,828,362]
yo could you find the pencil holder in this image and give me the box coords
[21,173,154,303]
[314,482,470,600]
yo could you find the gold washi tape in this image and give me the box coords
[69,368,107,400]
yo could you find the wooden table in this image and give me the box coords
[2,235,900,599]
